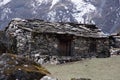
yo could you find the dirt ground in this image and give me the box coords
[44,56,120,80]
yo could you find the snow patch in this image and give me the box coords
[35,0,51,5]
[71,0,96,23]
[47,11,56,21]
[0,8,12,20]
[50,0,60,9]
[35,0,43,4]
[0,0,11,7]
[12,18,26,21]
[31,0,52,14]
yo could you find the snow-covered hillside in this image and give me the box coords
[0,0,120,33]
[0,0,11,7]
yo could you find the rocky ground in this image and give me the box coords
[0,53,51,80]
[0,53,120,80]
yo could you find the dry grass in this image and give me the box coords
[44,56,120,80]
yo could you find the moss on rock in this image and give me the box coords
[0,53,50,80]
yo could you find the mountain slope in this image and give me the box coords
[0,0,120,33]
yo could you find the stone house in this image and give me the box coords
[109,32,120,55]
[110,32,120,48]
[5,18,110,59]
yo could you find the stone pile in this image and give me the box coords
[33,55,82,64]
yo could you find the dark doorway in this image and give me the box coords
[89,39,97,53]
[57,35,73,56]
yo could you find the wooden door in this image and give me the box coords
[58,39,72,56]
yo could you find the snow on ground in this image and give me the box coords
[0,0,11,7]
[50,0,59,9]
[71,0,96,23]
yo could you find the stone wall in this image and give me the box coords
[16,29,31,55]
[74,37,110,58]
[8,28,110,58]
[7,28,59,57]
[0,31,17,54]
[31,33,59,56]
[6,26,110,59]
[74,37,90,57]
[96,38,110,57]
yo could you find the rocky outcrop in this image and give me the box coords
[0,53,50,80]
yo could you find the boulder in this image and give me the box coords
[41,76,57,80]
[0,53,50,80]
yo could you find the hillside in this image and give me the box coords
[0,0,120,33]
